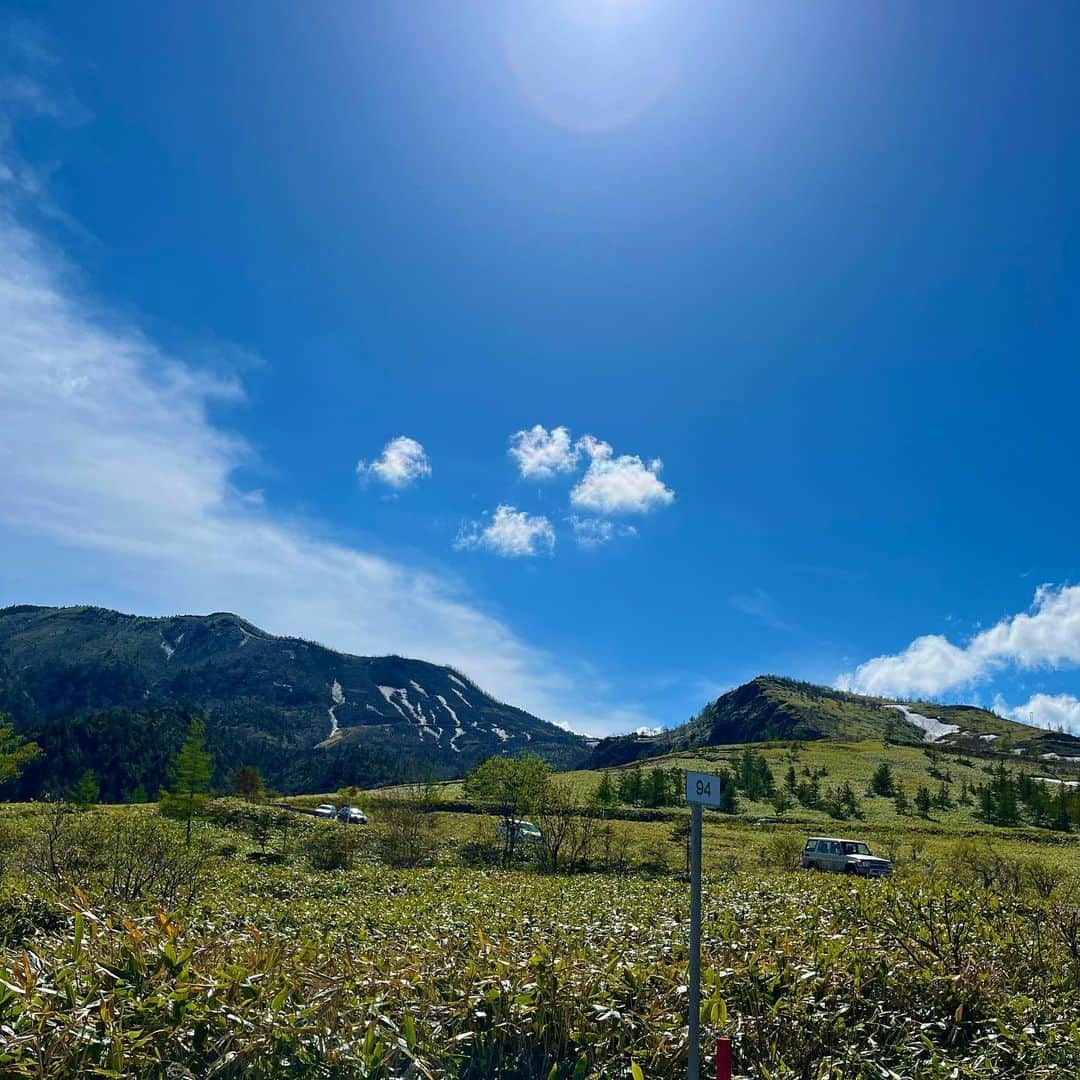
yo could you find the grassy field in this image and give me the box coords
[301,737,1080,873]
[3,782,1080,1078]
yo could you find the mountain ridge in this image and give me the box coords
[0,604,589,798]
[587,674,1079,768]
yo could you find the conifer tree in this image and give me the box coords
[70,768,100,809]
[593,771,618,810]
[161,718,214,846]
[617,766,644,806]
[870,762,894,797]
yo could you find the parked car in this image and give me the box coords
[313,803,337,819]
[496,819,542,844]
[802,837,892,877]
[336,806,367,825]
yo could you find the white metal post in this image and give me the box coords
[688,801,702,1080]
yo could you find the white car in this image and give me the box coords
[313,803,337,819]
[336,806,368,825]
[497,819,542,844]
[802,837,892,877]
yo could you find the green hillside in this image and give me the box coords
[587,675,1076,767]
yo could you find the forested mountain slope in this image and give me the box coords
[0,605,588,798]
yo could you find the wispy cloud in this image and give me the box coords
[356,435,431,489]
[731,587,792,632]
[0,193,642,734]
[837,584,1080,698]
[569,516,637,549]
[455,505,555,558]
[0,48,667,738]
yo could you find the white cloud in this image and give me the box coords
[993,693,1080,735]
[838,584,1080,698]
[455,505,555,558]
[0,205,651,735]
[570,516,637,548]
[508,424,579,480]
[570,437,674,515]
[505,424,675,517]
[356,435,431,489]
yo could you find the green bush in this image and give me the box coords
[304,826,361,871]
[760,832,804,871]
[23,803,210,905]
[0,889,64,945]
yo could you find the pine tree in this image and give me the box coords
[870,763,894,797]
[617,767,644,806]
[161,718,214,846]
[996,768,1019,826]
[1051,786,1072,831]
[594,771,617,810]
[646,766,668,808]
[770,788,792,815]
[70,768,100,809]
[914,785,932,817]
[714,768,739,813]
[981,763,1019,826]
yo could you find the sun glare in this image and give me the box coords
[503,0,681,133]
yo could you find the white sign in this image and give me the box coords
[685,770,723,807]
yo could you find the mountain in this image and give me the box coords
[0,605,589,799]
[587,675,1079,767]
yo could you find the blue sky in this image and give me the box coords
[2,2,1080,734]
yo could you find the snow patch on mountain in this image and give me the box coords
[885,704,960,742]
[377,685,409,721]
[379,686,442,742]
[327,678,345,739]
[436,694,465,752]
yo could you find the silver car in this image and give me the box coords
[496,819,542,844]
[336,806,367,825]
[802,837,892,877]
[313,803,337,818]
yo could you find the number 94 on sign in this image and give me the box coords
[685,770,724,807]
